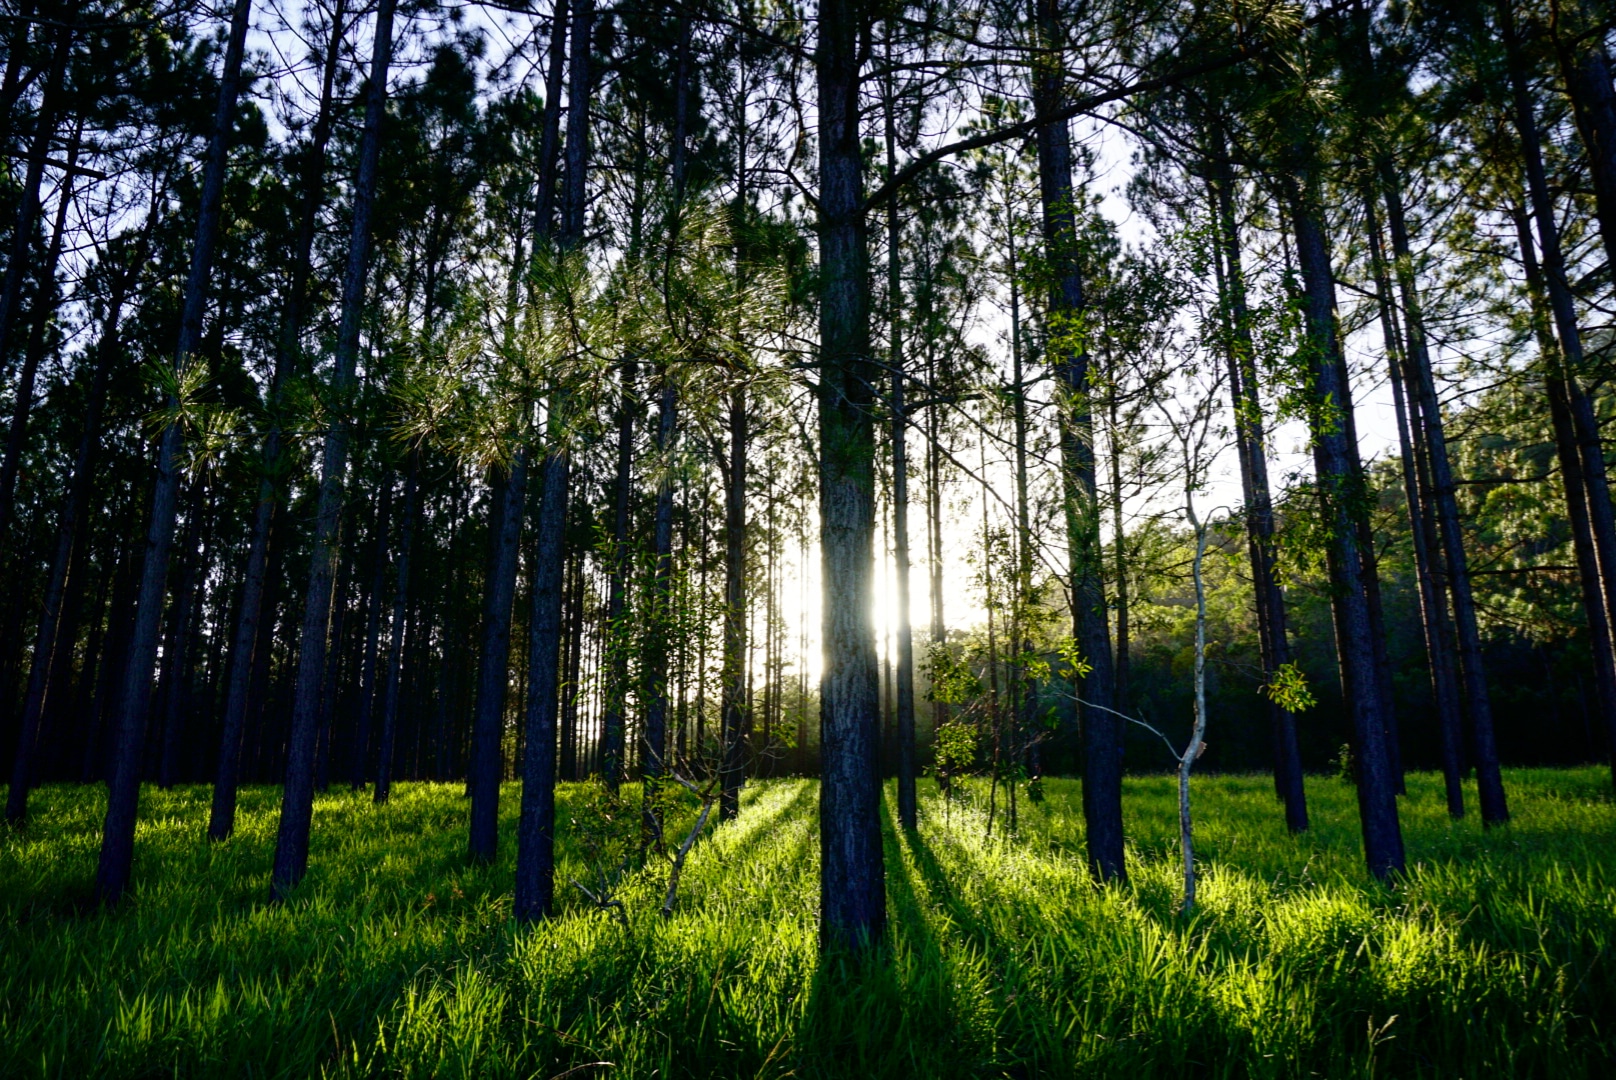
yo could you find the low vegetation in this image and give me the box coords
[6,768,1614,1078]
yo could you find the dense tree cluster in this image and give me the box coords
[4,0,1616,947]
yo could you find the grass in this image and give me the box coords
[3,768,1615,1078]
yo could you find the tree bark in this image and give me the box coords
[642,371,678,842]
[211,0,346,839]
[1032,0,1122,882]
[1365,195,1465,818]
[816,0,885,950]
[271,0,397,900]
[95,0,252,905]
[602,362,634,791]
[5,255,133,823]
[469,452,528,862]
[1285,177,1404,882]
[1208,144,1307,831]
[376,459,419,804]
[515,444,569,921]
[720,387,748,818]
[1377,167,1506,822]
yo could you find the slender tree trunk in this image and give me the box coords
[1511,200,1616,788]
[271,0,397,900]
[1208,145,1307,830]
[1377,167,1506,822]
[1032,0,1121,882]
[516,442,569,921]
[351,477,392,787]
[376,461,418,803]
[602,362,634,792]
[516,0,591,920]
[469,452,527,862]
[720,387,748,819]
[0,122,79,536]
[211,0,346,839]
[0,16,71,542]
[1365,196,1465,818]
[882,47,917,830]
[1550,0,1616,281]
[1285,176,1404,881]
[642,372,678,843]
[158,485,209,789]
[5,258,133,823]
[95,0,253,905]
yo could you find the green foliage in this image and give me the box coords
[932,722,979,789]
[923,642,981,706]
[4,772,1616,1077]
[1264,661,1317,714]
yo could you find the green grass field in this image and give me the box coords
[3,769,1614,1077]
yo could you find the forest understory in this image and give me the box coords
[5,769,1614,1079]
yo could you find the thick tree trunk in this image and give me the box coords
[816,0,885,950]
[1032,0,1122,882]
[271,0,397,900]
[1286,179,1404,881]
[95,0,252,905]
[1378,169,1507,822]
[469,452,527,862]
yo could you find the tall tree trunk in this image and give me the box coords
[376,459,418,804]
[271,0,397,900]
[516,0,591,920]
[0,15,71,542]
[602,361,635,792]
[642,371,678,842]
[516,440,569,921]
[1365,195,1465,818]
[1377,167,1506,822]
[883,43,917,830]
[0,121,79,538]
[1511,200,1616,786]
[158,485,209,789]
[95,0,252,905]
[351,476,392,787]
[1285,176,1404,881]
[5,255,133,823]
[211,0,346,840]
[816,0,885,950]
[1549,0,1616,281]
[469,452,528,862]
[1032,0,1122,882]
[1208,143,1307,831]
[1505,2,1616,794]
[720,387,747,819]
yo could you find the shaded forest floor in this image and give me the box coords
[3,769,1615,1077]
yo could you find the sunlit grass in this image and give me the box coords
[3,769,1613,1077]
